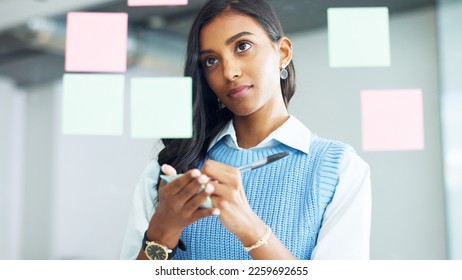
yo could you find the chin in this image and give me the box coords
[228,106,259,118]
[226,98,268,117]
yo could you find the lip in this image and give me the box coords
[227,85,252,100]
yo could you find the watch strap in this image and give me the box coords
[142,230,187,260]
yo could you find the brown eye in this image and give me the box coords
[204,57,219,67]
[236,42,252,53]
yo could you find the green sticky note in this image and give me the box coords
[62,74,124,135]
[160,174,183,183]
[130,77,192,138]
[160,174,213,208]
[328,7,391,67]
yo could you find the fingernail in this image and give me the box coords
[191,169,201,177]
[212,208,220,216]
[162,164,177,175]
[204,183,214,194]
[198,174,209,184]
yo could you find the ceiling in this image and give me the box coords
[0,0,435,86]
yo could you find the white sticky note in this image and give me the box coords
[361,89,425,151]
[130,77,192,138]
[328,7,391,67]
[62,74,124,135]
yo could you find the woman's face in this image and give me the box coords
[199,12,285,117]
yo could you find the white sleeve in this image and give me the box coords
[119,159,159,259]
[310,150,372,260]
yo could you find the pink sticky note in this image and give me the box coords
[361,89,425,151]
[65,12,128,73]
[128,0,188,6]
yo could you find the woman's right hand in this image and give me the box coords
[145,164,218,249]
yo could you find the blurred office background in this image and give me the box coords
[0,0,461,259]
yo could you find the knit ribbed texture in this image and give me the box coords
[174,135,350,260]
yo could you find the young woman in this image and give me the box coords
[121,0,371,260]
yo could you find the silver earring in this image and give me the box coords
[280,64,288,80]
[217,98,224,109]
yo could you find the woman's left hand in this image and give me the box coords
[200,160,267,246]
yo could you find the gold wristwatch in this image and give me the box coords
[142,231,173,260]
[142,230,187,260]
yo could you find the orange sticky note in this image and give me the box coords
[128,0,188,6]
[361,89,425,151]
[65,12,128,73]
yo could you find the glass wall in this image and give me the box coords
[437,0,462,260]
[0,0,460,260]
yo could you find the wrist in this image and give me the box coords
[143,230,187,260]
[243,225,271,252]
[147,216,183,249]
[237,219,268,248]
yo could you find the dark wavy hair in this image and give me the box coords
[157,0,296,178]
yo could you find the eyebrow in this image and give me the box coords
[199,31,255,56]
[225,31,254,45]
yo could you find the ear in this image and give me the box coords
[277,36,293,67]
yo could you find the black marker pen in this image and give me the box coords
[237,152,289,172]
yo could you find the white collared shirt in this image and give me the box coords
[120,116,371,259]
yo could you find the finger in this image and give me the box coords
[161,169,201,195]
[161,164,177,175]
[206,181,248,211]
[206,180,228,197]
[190,206,221,221]
[174,174,209,205]
[183,183,215,212]
[201,160,241,186]
[206,181,232,211]
[158,164,178,188]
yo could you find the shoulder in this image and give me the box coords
[309,135,370,184]
[311,134,370,175]
[327,140,371,206]
[339,149,371,181]
[308,135,355,169]
[310,134,354,152]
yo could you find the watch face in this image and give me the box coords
[145,243,168,260]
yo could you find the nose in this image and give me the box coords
[222,57,241,82]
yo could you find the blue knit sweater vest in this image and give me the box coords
[174,134,349,260]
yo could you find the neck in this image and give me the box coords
[233,103,289,149]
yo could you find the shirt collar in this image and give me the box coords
[207,115,311,154]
